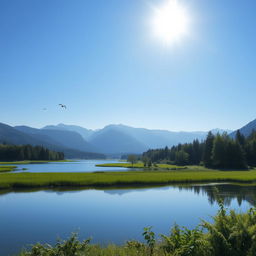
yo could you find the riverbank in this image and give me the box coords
[1,169,256,189]
[0,160,73,165]
[96,162,187,170]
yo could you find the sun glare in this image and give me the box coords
[152,0,189,45]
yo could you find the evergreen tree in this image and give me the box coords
[211,134,228,168]
[227,140,247,169]
[0,144,64,161]
[203,132,215,167]
[142,130,256,169]
[235,130,246,148]
[175,150,189,165]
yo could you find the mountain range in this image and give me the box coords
[0,121,232,157]
[2,119,254,158]
[230,119,256,138]
[0,123,104,159]
[44,124,234,154]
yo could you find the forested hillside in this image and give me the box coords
[143,130,256,169]
[0,123,105,159]
[0,144,64,161]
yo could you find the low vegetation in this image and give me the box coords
[96,162,186,170]
[0,165,16,173]
[19,197,256,256]
[1,169,256,189]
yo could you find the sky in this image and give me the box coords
[0,0,256,131]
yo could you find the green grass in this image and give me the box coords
[96,162,186,170]
[0,160,73,165]
[0,166,17,173]
[1,168,256,189]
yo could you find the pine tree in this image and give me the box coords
[203,132,215,167]
[235,130,246,148]
[175,150,189,165]
[211,134,228,168]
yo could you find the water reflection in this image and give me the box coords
[174,184,256,207]
[102,184,256,207]
[1,183,256,207]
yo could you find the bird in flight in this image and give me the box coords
[42,108,47,111]
[59,104,67,109]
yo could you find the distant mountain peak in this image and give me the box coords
[230,119,256,138]
[43,124,94,140]
[210,128,233,134]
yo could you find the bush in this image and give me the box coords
[20,193,256,256]
[21,233,90,256]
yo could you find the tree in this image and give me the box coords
[192,139,201,165]
[245,137,256,167]
[211,134,247,169]
[175,150,189,165]
[127,154,137,166]
[211,134,228,168]
[203,132,215,168]
[0,144,64,161]
[142,156,149,167]
[235,130,245,148]
[227,140,247,169]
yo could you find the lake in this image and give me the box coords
[0,183,255,255]
[11,159,129,173]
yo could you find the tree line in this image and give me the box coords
[0,144,64,161]
[142,130,256,169]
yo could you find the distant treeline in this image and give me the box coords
[143,130,256,169]
[0,144,64,161]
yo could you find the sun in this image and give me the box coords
[152,0,189,45]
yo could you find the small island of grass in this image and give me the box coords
[0,166,17,173]
[96,162,187,170]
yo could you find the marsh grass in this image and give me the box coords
[0,165,16,173]
[1,169,256,189]
[96,162,186,170]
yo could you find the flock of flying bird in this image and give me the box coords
[42,104,67,111]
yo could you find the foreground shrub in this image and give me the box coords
[20,199,256,256]
[202,203,256,256]
[20,233,90,256]
[160,225,211,256]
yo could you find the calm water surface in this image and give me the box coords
[0,184,256,255]
[12,159,129,173]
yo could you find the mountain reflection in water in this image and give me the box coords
[103,184,256,207]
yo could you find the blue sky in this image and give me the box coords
[1,0,256,131]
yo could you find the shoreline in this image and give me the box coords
[0,160,74,165]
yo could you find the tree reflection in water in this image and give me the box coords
[177,184,256,207]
